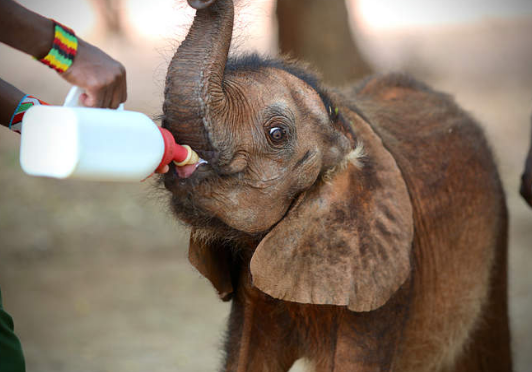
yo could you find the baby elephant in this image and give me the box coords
[161,0,511,371]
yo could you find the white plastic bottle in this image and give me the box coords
[19,88,198,182]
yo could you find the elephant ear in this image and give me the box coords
[189,229,234,301]
[250,116,414,312]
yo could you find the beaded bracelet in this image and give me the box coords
[38,20,78,74]
[9,95,49,133]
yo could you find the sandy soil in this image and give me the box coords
[0,9,531,372]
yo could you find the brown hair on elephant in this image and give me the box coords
[160,0,512,370]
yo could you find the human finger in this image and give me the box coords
[101,86,113,109]
[155,164,170,174]
[82,85,104,107]
[120,75,127,104]
[79,92,98,108]
[109,82,123,109]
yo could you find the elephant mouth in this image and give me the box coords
[161,161,240,233]
[175,158,209,179]
[164,161,212,188]
[162,162,212,216]
[175,163,199,179]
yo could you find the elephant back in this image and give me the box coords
[341,73,509,371]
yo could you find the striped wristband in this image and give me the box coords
[38,20,78,73]
[9,95,49,133]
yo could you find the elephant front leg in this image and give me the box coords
[222,296,299,372]
[312,285,411,372]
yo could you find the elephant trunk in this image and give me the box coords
[163,0,234,159]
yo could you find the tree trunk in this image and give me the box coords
[91,0,124,36]
[276,0,371,85]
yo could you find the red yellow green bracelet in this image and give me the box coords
[38,20,78,74]
[9,95,49,133]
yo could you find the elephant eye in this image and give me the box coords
[269,127,287,143]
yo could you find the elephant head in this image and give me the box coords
[162,0,414,312]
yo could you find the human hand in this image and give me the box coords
[61,38,127,109]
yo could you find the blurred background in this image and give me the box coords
[0,0,531,371]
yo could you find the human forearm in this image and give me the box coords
[0,0,127,109]
[0,78,25,127]
[0,0,54,59]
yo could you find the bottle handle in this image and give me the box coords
[63,86,124,110]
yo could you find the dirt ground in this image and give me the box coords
[0,6,531,372]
